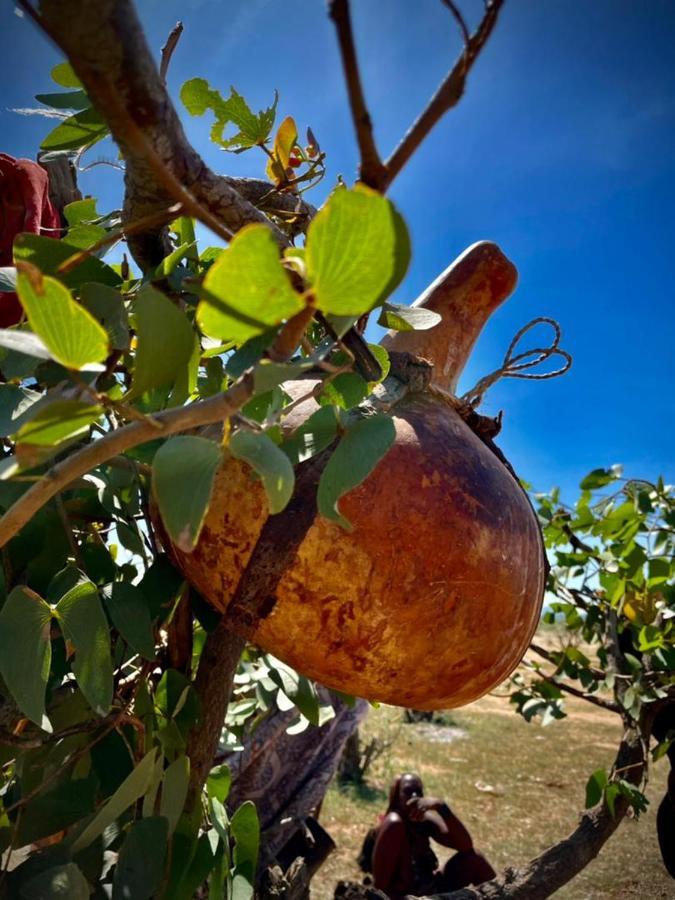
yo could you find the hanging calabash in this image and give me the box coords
[163,241,546,710]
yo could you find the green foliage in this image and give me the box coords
[197,225,303,343]
[16,270,109,371]
[305,186,410,315]
[128,286,195,398]
[317,414,397,530]
[511,468,675,822]
[0,587,52,729]
[229,429,295,514]
[152,436,223,552]
[40,107,109,153]
[181,79,277,151]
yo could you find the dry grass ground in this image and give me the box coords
[313,693,672,899]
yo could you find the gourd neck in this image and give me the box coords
[381,241,517,393]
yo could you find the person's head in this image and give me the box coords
[387,773,424,816]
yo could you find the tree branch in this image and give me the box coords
[186,621,246,805]
[383,0,505,191]
[328,0,387,190]
[416,708,655,899]
[33,0,290,269]
[441,0,471,46]
[159,20,183,83]
[0,372,254,548]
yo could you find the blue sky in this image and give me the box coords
[2,0,674,501]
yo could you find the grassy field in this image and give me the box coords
[313,693,672,899]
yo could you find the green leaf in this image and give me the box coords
[180,79,277,150]
[585,768,609,808]
[152,436,223,553]
[129,286,195,398]
[17,777,97,845]
[604,783,620,818]
[165,832,216,900]
[35,90,90,111]
[319,372,369,410]
[266,658,321,725]
[306,186,410,315]
[112,816,169,900]
[40,106,109,152]
[225,329,279,378]
[0,384,42,437]
[231,801,260,900]
[207,764,231,804]
[377,301,442,332]
[580,468,617,491]
[79,283,130,350]
[0,330,52,364]
[63,198,99,227]
[253,359,313,394]
[160,755,190,833]
[104,582,156,661]
[51,62,83,89]
[317,414,396,530]
[229,429,294,514]
[197,225,303,344]
[648,557,670,586]
[368,344,390,384]
[20,863,90,900]
[16,270,109,370]
[57,577,113,716]
[13,233,122,290]
[71,749,158,852]
[153,241,198,279]
[0,587,53,730]
[14,399,102,447]
[281,405,338,465]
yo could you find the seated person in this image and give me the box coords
[371,773,495,898]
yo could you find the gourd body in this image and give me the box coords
[172,387,545,709]
[166,240,546,708]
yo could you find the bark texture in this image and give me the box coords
[39,0,313,268]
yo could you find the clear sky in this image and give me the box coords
[2,0,674,500]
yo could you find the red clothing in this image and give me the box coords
[0,154,61,327]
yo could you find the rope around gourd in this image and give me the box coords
[428,316,572,415]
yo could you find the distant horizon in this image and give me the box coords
[2,0,674,502]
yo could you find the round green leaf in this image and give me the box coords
[305,186,411,316]
[16,270,109,370]
[197,225,303,344]
[152,436,223,553]
[0,587,53,730]
[229,429,295,515]
[317,413,396,530]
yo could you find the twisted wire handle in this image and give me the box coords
[460,316,572,409]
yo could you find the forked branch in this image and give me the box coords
[383,0,505,191]
[328,0,387,190]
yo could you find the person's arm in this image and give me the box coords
[407,797,473,852]
[372,813,409,896]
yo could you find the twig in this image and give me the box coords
[525,655,621,715]
[55,492,84,568]
[441,0,470,45]
[57,203,184,275]
[159,21,183,83]
[382,0,505,191]
[328,0,387,190]
[0,372,255,548]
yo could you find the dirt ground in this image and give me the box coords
[312,691,673,900]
